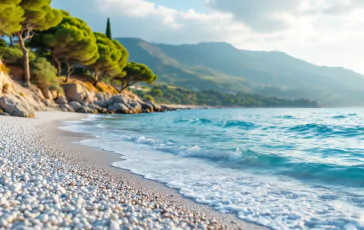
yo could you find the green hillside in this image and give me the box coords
[116,37,364,106]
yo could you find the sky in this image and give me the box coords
[52,0,364,74]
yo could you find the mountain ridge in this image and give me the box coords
[116,37,364,106]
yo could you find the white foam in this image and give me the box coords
[80,138,364,230]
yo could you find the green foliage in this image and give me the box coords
[0,39,7,47]
[134,85,318,107]
[31,13,99,80]
[106,17,112,39]
[31,57,62,92]
[0,46,36,64]
[90,33,129,85]
[19,0,63,31]
[0,46,23,63]
[0,0,24,36]
[117,62,157,92]
[150,88,163,97]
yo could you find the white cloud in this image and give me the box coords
[52,0,364,73]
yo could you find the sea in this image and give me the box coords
[61,108,364,229]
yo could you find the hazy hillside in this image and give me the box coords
[116,38,364,106]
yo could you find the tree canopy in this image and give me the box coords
[31,11,99,81]
[114,62,158,92]
[90,32,129,86]
[15,0,63,85]
[106,17,112,40]
[0,0,24,36]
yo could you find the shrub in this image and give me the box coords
[31,57,62,93]
[0,47,23,64]
[0,62,9,74]
[0,39,6,47]
[150,88,163,97]
[0,46,36,65]
[143,95,154,102]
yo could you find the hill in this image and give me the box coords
[116,37,364,106]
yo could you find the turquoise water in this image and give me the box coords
[62,108,364,229]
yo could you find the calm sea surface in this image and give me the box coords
[62,108,364,229]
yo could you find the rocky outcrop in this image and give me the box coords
[63,83,88,104]
[0,95,35,118]
[0,60,184,118]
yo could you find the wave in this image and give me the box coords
[114,134,364,186]
[174,118,257,129]
[222,120,256,129]
[289,123,364,138]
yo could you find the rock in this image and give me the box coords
[129,102,142,114]
[0,95,35,118]
[110,103,130,114]
[62,83,87,103]
[59,104,74,112]
[42,99,53,107]
[107,104,117,113]
[55,96,68,105]
[69,101,83,111]
[141,102,154,113]
[94,100,107,108]
[79,106,97,114]
[111,95,129,104]
[109,220,120,230]
[88,103,103,112]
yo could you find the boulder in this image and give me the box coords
[94,100,107,108]
[62,83,87,103]
[112,103,131,114]
[59,104,74,112]
[111,95,129,104]
[42,99,53,107]
[0,95,35,118]
[107,104,117,113]
[55,95,68,105]
[88,103,103,113]
[129,102,142,114]
[69,101,83,111]
[140,102,154,113]
[79,106,98,114]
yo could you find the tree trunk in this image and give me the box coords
[64,61,73,83]
[17,32,30,86]
[9,35,14,47]
[53,55,62,76]
[93,71,99,86]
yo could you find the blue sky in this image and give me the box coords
[52,0,364,74]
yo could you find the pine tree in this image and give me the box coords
[106,17,112,39]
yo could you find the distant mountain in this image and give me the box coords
[116,37,364,106]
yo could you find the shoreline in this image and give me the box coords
[3,111,265,229]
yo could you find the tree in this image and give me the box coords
[106,17,112,39]
[31,12,99,82]
[0,0,24,37]
[90,32,128,86]
[16,0,63,86]
[114,62,158,93]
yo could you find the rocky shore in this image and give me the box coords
[0,112,263,229]
[0,68,198,118]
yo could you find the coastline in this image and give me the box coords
[1,111,266,229]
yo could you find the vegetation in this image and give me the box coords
[106,18,112,40]
[31,11,99,81]
[0,2,318,108]
[113,62,157,93]
[31,57,62,93]
[134,85,318,107]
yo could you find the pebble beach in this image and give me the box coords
[0,112,262,230]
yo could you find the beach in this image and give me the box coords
[0,111,263,229]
